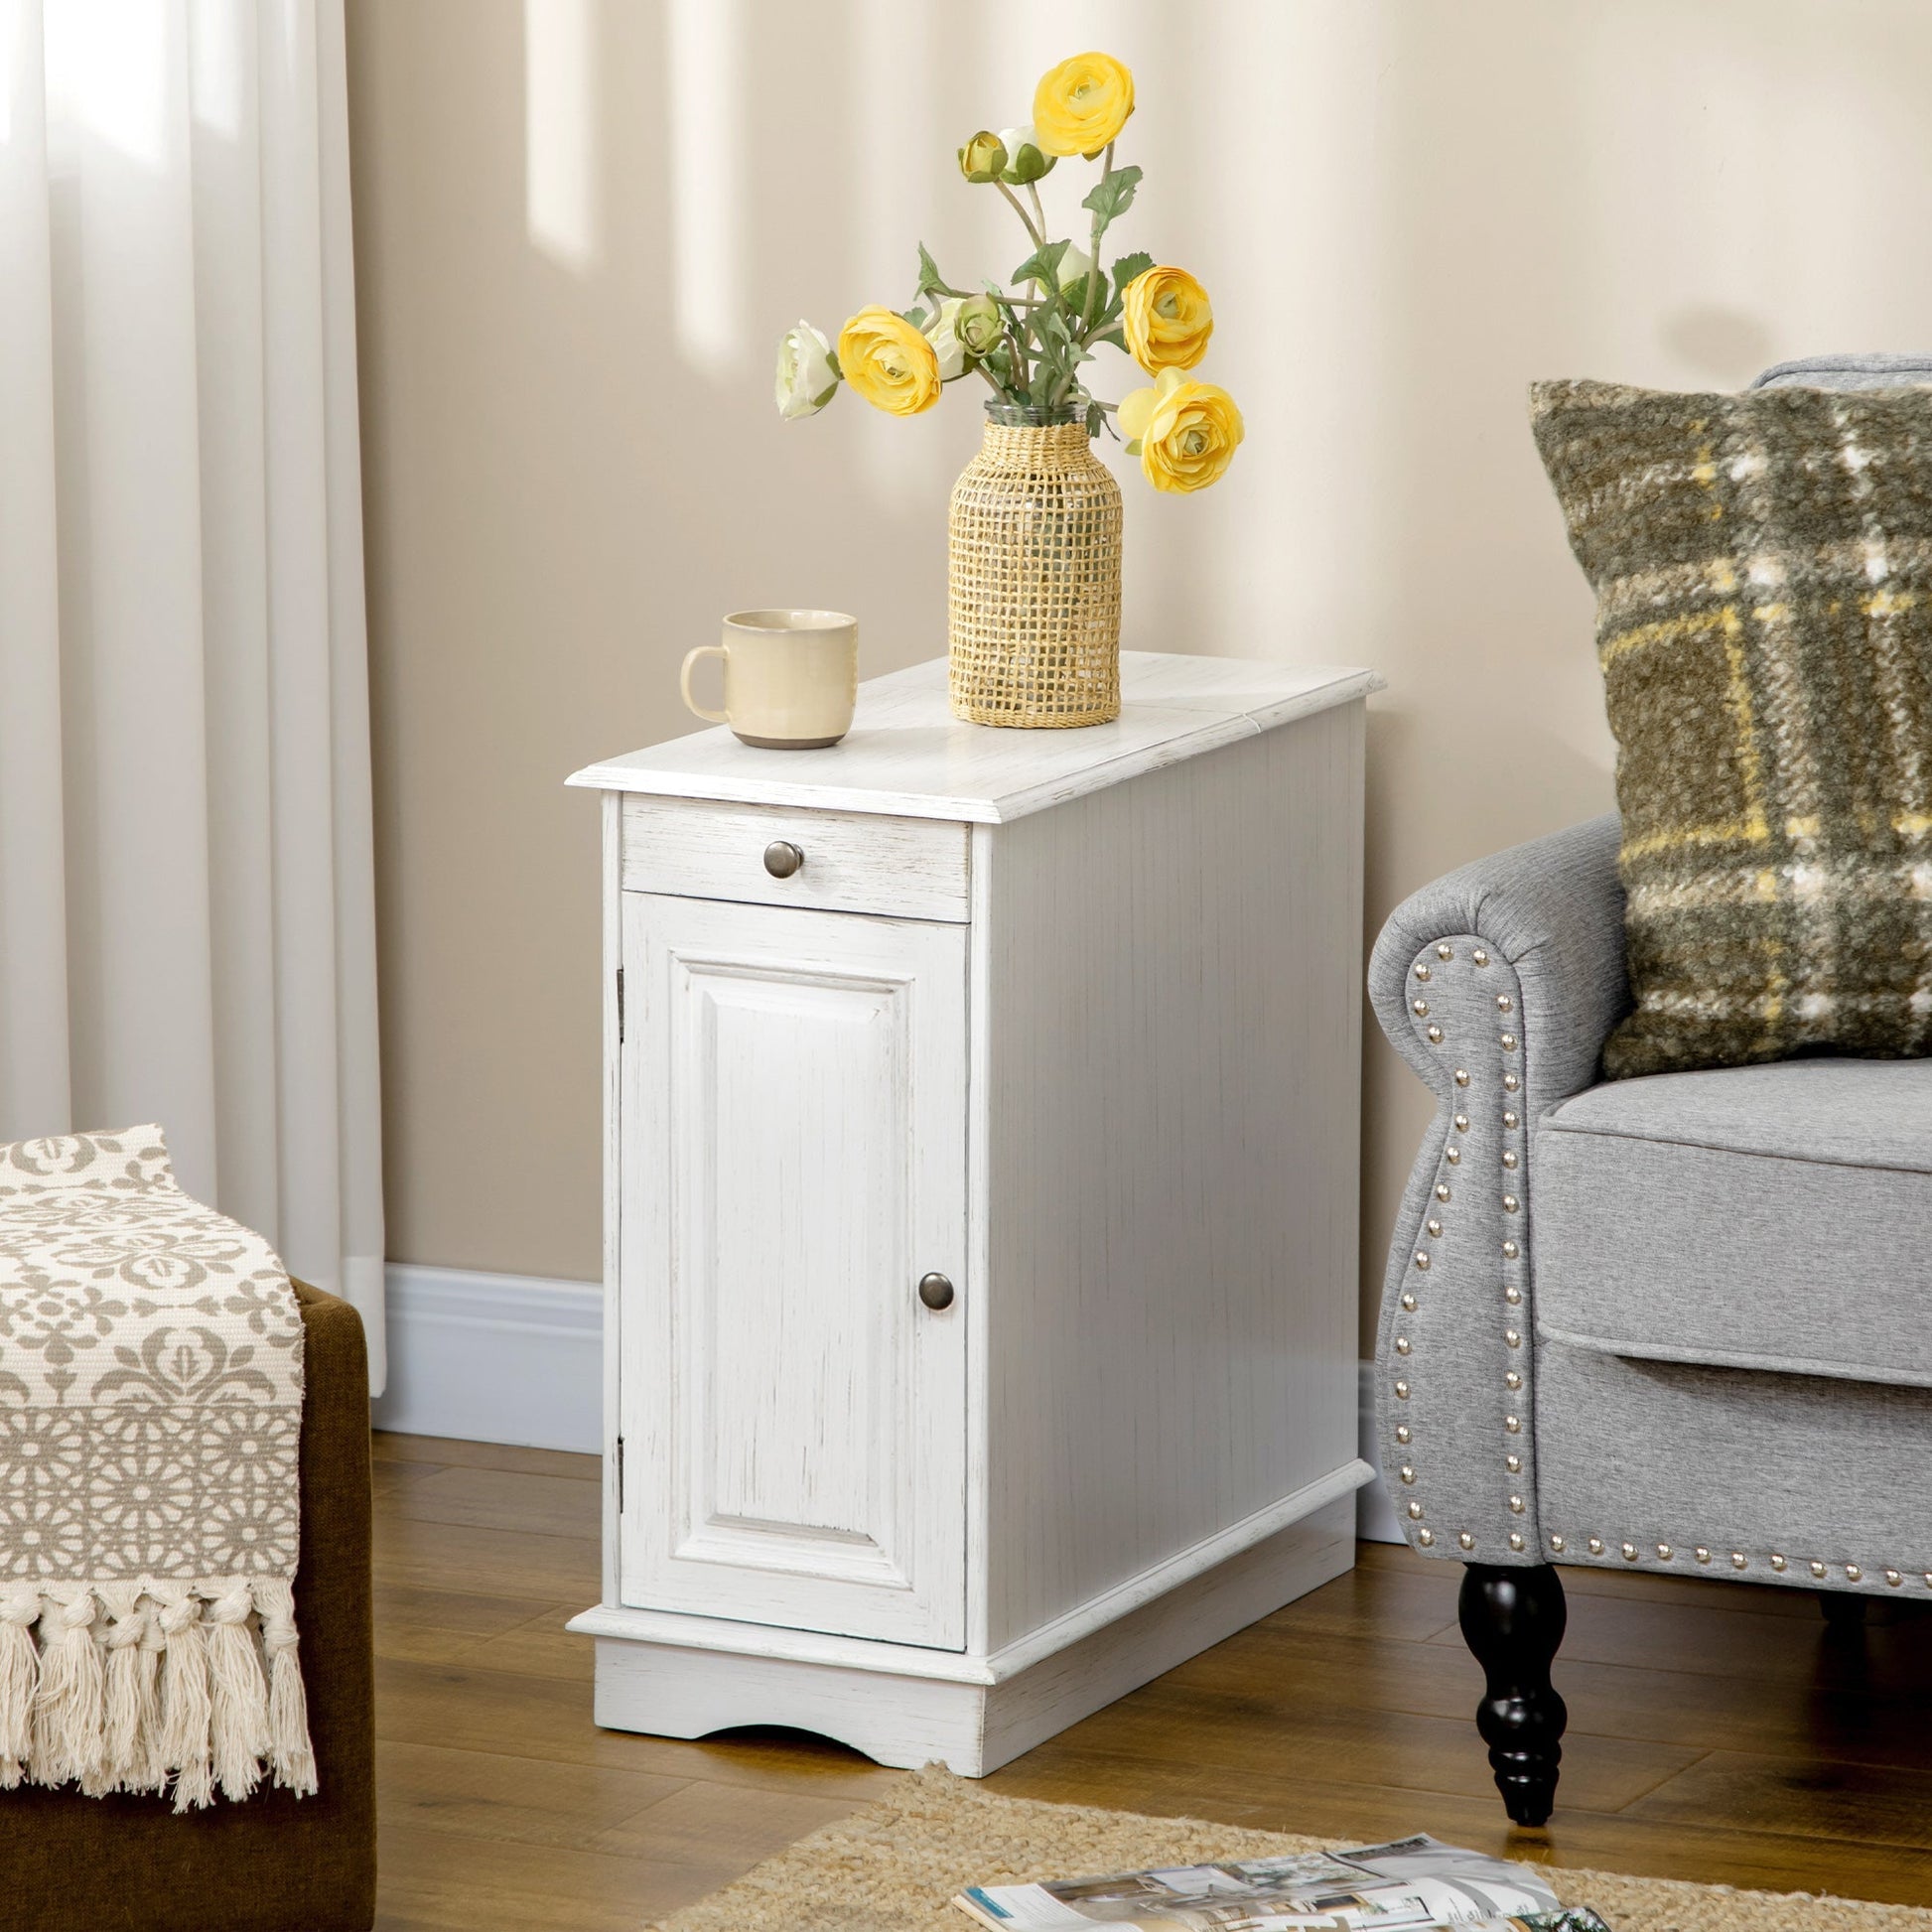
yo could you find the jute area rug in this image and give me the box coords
[646,1766,1932,1932]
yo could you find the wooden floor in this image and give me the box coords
[370,1431,1932,1929]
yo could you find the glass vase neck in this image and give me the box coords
[983,400,1083,429]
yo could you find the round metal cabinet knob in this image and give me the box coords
[917,1272,955,1311]
[762,840,805,879]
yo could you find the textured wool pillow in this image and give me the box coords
[1532,376,1932,1078]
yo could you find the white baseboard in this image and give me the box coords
[369,1270,1403,1542]
[370,1263,602,1452]
[1356,1358,1401,1544]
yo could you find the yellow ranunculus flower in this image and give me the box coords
[1117,368,1244,493]
[838,306,942,416]
[1032,52,1135,158]
[1122,266,1213,373]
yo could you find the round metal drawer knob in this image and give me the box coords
[917,1272,955,1311]
[762,840,805,879]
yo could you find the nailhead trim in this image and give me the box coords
[1396,938,1540,1559]
[1535,1536,1929,1594]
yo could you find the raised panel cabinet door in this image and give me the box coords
[620,893,969,1649]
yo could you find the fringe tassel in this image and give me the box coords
[156,1587,213,1812]
[205,1584,268,1801]
[255,1579,317,1797]
[0,1586,42,1787]
[32,1587,103,1791]
[99,1584,165,1794]
[0,1579,313,1807]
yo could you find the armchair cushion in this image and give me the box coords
[1531,375,1932,1080]
[1534,1057,1932,1389]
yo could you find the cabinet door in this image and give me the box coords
[620,893,969,1649]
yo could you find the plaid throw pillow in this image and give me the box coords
[1532,377,1932,1078]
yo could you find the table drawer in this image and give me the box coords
[621,795,971,921]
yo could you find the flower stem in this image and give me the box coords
[995,180,1043,248]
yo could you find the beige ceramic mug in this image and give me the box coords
[680,610,859,749]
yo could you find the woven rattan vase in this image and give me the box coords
[947,403,1123,728]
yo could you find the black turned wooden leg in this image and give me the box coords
[1458,1562,1568,1827]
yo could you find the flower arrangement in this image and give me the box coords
[774,51,1244,495]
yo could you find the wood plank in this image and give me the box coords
[373,1820,737,1932]
[374,1511,602,1600]
[1034,1676,1704,1814]
[1626,1748,1932,1851]
[375,1654,900,1798]
[587,1775,863,1862]
[462,1604,593,1683]
[1173,1615,1932,1768]
[373,1581,568,1667]
[379,1461,602,1540]
[373,1430,599,1481]
[377,1737,687,1851]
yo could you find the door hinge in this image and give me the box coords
[615,1435,624,1512]
[616,966,624,1043]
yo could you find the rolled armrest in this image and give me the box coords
[1367,815,1628,1565]
[1369,813,1627,1111]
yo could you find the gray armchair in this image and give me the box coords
[1370,352,1932,1827]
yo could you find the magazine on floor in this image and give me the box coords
[951,1832,1611,1932]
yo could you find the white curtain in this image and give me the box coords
[0,0,386,1390]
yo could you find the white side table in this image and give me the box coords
[566,650,1378,1774]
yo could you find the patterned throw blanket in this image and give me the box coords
[0,1126,314,1809]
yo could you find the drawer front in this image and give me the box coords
[621,796,970,921]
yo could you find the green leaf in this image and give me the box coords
[1085,400,1105,439]
[916,241,945,296]
[1081,164,1143,229]
[1011,237,1071,288]
[1059,273,1096,319]
[899,305,927,330]
[1110,250,1153,295]
[1091,325,1126,350]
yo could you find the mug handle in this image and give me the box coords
[679,644,730,724]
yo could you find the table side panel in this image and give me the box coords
[979,702,1368,1651]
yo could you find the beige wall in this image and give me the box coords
[345,0,1932,1333]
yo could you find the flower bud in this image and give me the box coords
[954,294,1004,357]
[957,130,1009,184]
[996,125,1055,185]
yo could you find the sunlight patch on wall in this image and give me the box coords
[525,0,600,273]
[666,0,746,375]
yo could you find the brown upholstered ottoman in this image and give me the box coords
[0,1281,376,1932]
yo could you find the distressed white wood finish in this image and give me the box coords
[977,704,1367,1648]
[600,792,623,1607]
[569,651,1381,824]
[621,795,970,921]
[578,1497,1354,1776]
[621,894,968,1648]
[578,651,1373,1772]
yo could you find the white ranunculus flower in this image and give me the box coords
[997,125,1054,185]
[774,320,839,420]
[1054,243,1094,292]
[925,298,969,381]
